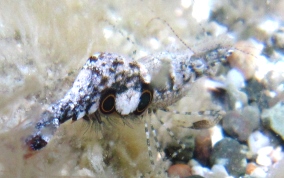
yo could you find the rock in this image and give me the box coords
[246,162,257,175]
[271,27,284,52]
[226,68,245,89]
[248,131,270,154]
[211,165,230,177]
[242,78,269,109]
[210,138,247,177]
[250,167,267,178]
[267,158,284,178]
[168,164,192,178]
[222,106,260,141]
[246,162,267,177]
[256,154,272,167]
[270,146,283,163]
[203,164,231,178]
[227,41,260,80]
[193,130,212,166]
[191,165,204,176]
[210,125,224,147]
[261,101,284,140]
[257,146,273,156]
[189,159,211,177]
[226,82,248,110]
[263,67,284,92]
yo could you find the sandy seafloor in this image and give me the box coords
[0,0,284,177]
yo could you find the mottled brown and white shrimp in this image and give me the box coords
[25,47,231,154]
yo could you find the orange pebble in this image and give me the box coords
[227,41,260,80]
[168,164,192,178]
[246,162,257,175]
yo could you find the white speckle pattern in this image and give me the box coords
[115,88,140,115]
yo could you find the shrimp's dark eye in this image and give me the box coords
[134,85,153,115]
[100,90,116,114]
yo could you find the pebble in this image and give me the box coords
[246,162,268,177]
[257,19,279,37]
[270,146,283,163]
[190,160,212,177]
[210,138,247,177]
[257,146,273,156]
[263,63,284,92]
[267,159,284,178]
[210,125,223,147]
[250,167,267,178]
[211,165,230,177]
[193,130,212,166]
[222,106,260,142]
[227,41,260,80]
[256,154,272,167]
[225,83,248,110]
[271,27,284,52]
[242,78,269,110]
[189,159,201,166]
[248,131,270,154]
[191,165,205,176]
[246,162,257,175]
[261,101,284,140]
[226,68,245,89]
[203,164,234,178]
[167,164,192,178]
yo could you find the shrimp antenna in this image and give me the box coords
[146,17,194,52]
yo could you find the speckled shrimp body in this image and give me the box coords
[25,49,229,152]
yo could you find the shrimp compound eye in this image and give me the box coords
[26,135,47,151]
[99,90,116,114]
[134,85,153,115]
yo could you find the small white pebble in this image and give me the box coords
[256,154,272,167]
[202,167,211,174]
[257,146,274,156]
[270,146,283,163]
[191,165,205,176]
[189,159,201,166]
[257,19,279,35]
[211,165,229,176]
[248,131,270,154]
[226,68,245,89]
[204,165,234,178]
[210,125,223,147]
[149,38,160,50]
[250,167,267,178]
[205,79,226,91]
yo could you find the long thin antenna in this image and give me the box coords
[146,17,194,52]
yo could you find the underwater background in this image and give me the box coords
[0,0,283,177]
